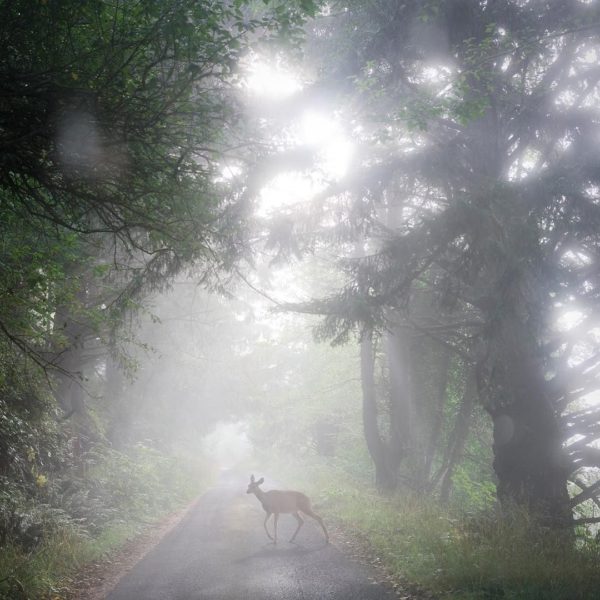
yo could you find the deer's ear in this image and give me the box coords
[257,477,264,485]
[250,474,255,482]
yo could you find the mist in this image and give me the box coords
[3,2,600,599]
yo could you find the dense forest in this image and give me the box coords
[2,1,600,598]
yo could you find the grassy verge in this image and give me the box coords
[0,445,213,600]
[264,455,600,600]
[0,521,137,600]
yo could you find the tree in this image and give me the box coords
[0,0,314,402]
[0,0,317,527]
[270,0,600,527]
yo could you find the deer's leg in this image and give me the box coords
[263,511,273,540]
[302,508,329,543]
[273,512,279,544]
[290,512,304,542]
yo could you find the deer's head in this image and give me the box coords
[246,474,264,494]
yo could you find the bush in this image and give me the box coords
[0,443,209,599]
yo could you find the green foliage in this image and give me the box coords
[0,1,316,590]
[0,332,208,600]
[0,443,210,600]
[0,0,319,382]
[449,463,496,512]
[80,444,205,527]
[0,352,66,506]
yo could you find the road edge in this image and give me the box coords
[67,497,201,600]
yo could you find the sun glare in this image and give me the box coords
[299,110,354,178]
[556,310,585,332]
[244,59,355,217]
[256,111,354,217]
[257,171,323,218]
[244,57,302,99]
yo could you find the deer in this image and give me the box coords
[246,474,329,544]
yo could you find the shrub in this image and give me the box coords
[0,443,209,599]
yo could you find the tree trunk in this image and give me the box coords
[386,329,412,478]
[424,344,451,483]
[105,356,130,449]
[439,367,476,503]
[360,330,396,491]
[489,314,572,527]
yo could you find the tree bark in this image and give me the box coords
[424,344,451,483]
[386,329,412,478]
[105,355,130,448]
[488,313,572,528]
[360,330,396,491]
[439,368,476,503]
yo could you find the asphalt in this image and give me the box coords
[107,470,398,600]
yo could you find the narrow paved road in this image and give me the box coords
[107,471,398,599]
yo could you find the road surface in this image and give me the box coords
[107,470,398,599]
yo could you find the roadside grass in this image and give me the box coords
[0,446,213,600]
[265,456,600,600]
[0,521,136,600]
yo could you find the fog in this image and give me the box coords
[112,266,366,479]
[104,55,364,473]
[202,422,252,471]
[96,6,600,531]
[3,2,600,598]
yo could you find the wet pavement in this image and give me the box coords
[107,471,398,599]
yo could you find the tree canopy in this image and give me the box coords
[252,0,600,527]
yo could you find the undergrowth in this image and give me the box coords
[0,444,211,600]
[265,455,600,600]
